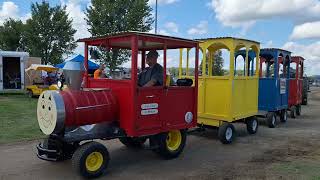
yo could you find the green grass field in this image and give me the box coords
[0,95,43,144]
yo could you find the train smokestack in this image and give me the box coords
[62,61,84,90]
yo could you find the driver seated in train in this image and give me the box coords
[138,50,163,87]
[94,64,107,79]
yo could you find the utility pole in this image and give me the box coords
[155,0,158,34]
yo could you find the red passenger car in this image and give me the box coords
[288,56,304,118]
[36,32,199,178]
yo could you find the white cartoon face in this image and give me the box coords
[37,90,65,135]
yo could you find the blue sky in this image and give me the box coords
[1,0,320,75]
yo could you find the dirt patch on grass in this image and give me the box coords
[250,139,319,165]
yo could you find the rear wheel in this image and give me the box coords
[290,106,296,118]
[280,110,288,122]
[154,129,187,159]
[246,117,258,134]
[72,141,109,178]
[267,112,276,128]
[27,90,33,98]
[302,98,308,105]
[218,123,235,144]
[296,105,301,116]
[119,137,147,148]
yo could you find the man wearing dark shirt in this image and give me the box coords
[138,50,163,87]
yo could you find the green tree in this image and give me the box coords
[200,50,224,76]
[24,2,76,65]
[86,0,154,72]
[0,18,25,51]
[212,50,224,76]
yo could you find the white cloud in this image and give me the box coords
[68,0,89,4]
[165,22,178,33]
[0,1,19,24]
[158,29,170,36]
[62,0,91,55]
[282,41,320,75]
[290,21,320,40]
[61,0,90,6]
[210,0,320,31]
[21,13,31,23]
[148,28,170,35]
[262,40,273,48]
[149,28,156,34]
[148,0,179,5]
[148,22,178,36]
[187,21,208,35]
[65,1,90,40]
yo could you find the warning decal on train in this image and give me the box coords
[280,79,286,94]
[141,103,159,115]
[141,109,158,115]
[141,103,158,109]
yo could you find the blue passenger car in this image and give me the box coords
[236,48,291,128]
[257,48,291,128]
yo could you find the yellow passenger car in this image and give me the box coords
[25,64,59,97]
[179,37,260,144]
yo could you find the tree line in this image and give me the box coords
[0,0,226,74]
[0,0,153,70]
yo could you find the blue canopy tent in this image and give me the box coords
[55,54,100,72]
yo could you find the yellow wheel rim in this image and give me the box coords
[166,130,182,151]
[85,152,103,172]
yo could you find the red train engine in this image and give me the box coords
[36,32,199,178]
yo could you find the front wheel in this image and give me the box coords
[280,110,288,122]
[218,123,235,144]
[246,117,258,134]
[72,142,110,178]
[154,129,187,159]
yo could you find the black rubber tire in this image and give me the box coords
[296,105,301,116]
[302,99,308,105]
[301,97,308,105]
[154,129,187,159]
[280,110,288,122]
[119,137,147,148]
[27,90,33,98]
[246,117,259,134]
[290,106,296,118]
[218,123,235,144]
[267,112,276,128]
[72,141,109,178]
